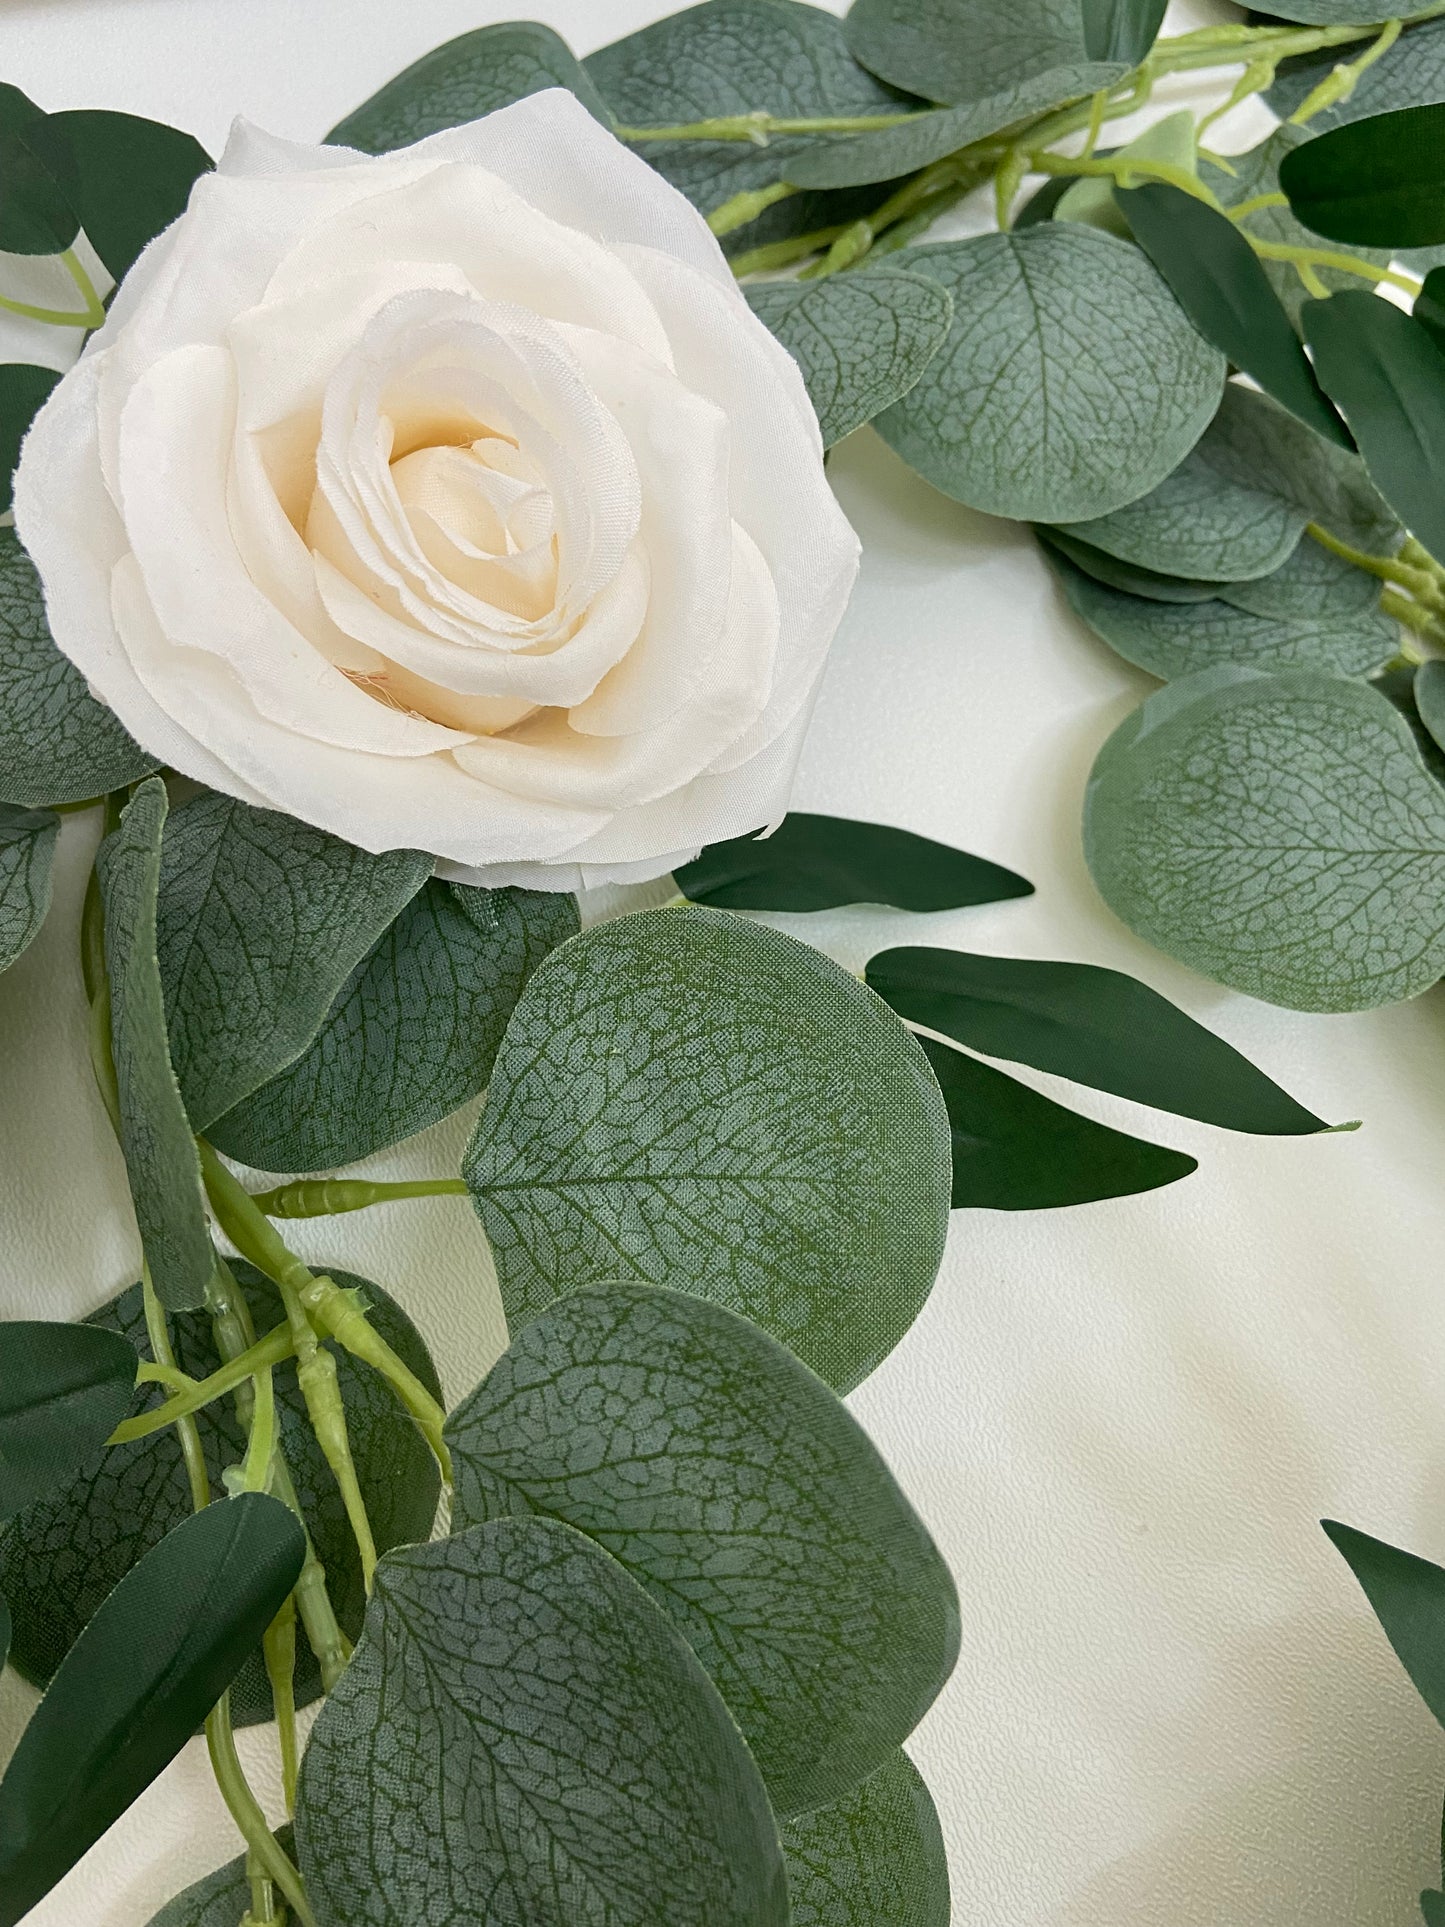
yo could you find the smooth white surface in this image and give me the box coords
[2,5,1444,1925]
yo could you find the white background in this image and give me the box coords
[2,3,1444,1923]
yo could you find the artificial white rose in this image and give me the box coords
[12,89,859,890]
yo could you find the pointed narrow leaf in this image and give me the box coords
[919,1034,1196,1208]
[0,804,57,973]
[0,1493,305,1927]
[1325,1520,1445,1728]
[868,946,1327,1133]
[446,1284,960,1817]
[0,1323,136,1520]
[783,1751,950,1927]
[1280,106,1445,248]
[98,779,212,1311]
[0,365,59,517]
[296,1520,789,1927]
[0,118,77,256]
[21,111,211,280]
[675,811,1032,912]
[1423,1893,1445,1927]
[147,1829,296,1927]
[1415,266,1445,356]
[1082,0,1167,64]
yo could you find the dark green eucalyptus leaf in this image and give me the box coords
[1378,664,1445,783]
[328,21,610,151]
[1305,291,1445,564]
[845,0,1095,102]
[209,880,578,1174]
[21,112,211,280]
[0,1263,441,1728]
[1325,1519,1445,1727]
[1038,528,1226,602]
[463,908,952,1392]
[675,810,1031,911]
[0,84,43,140]
[0,528,159,808]
[919,1034,1196,1209]
[1415,265,1445,355]
[0,364,59,517]
[0,1597,8,1672]
[1280,105,1445,248]
[98,778,212,1312]
[295,1519,789,1927]
[0,1493,305,1927]
[154,791,430,1133]
[1417,659,1445,753]
[1081,0,1167,63]
[868,946,1327,1133]
[0,118,78,256]
[875,226,1224,523]
[1116,182,1349,444]
[783,1751,950,1927]
[1084,666,1445,1011]
[446,1283,959,1818]
[0,804,58,974]
[1423,1892,1445,1927]
[744,269,953,445]
[147,1828,296,1927]
[0,1323,136,1520]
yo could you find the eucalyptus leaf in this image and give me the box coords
[1423,1893,1445,1927]
[868,946,1328,1133]
[919,1034,1197,1208]
[1220,533,1390,621]
[0,528,159,809]
[1279,104,1445,249]
[674,810,1032,911]
[463,908,952,1392]
[1038,528,1226,603]
[1081,0,1167,64]
[875,225,1224,523]
[845,0,1096,103]
[1325,1520,1445,1728]
[1255,1,1442,28]
[446,1283,959,1817]
[0,1598,8,1672]
[745,269,953,446]
[1417,659,1445,753]
[98,778,212,1312]
[0,1493,305,1927]
[1116,181,1350,444]
[147,1828,296,1927]
[0,1263,441,1728]
[0,1322,136,1520]
[21,111,211,280]
[1084,666,1445,1011]
[209,880,578,1174]
[327,21,610,151]
[154,790,430,1132]
[295,1519,789,1927]
[0,804,57,975]
[783,1750,950,1927]
[1416,266,1445,356]
[1269,17,1445,132]
[0,364,59,517]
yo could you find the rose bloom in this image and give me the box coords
[14,90,858,890]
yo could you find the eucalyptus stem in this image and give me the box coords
[615,107,931,143]
[207,1702,318,1927]
[262,1596,300,1815]
[1288,17,1402,126]
[252,1176,470,1219]
[108,1325,296,1443]
[1307,522,1445,605]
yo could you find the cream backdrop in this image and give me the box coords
[2,2,1444,1923]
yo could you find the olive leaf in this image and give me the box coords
[295,1519,789,1927]
[446,1283,960,1817]
[0,364,59,517]
[1280,104,1445,250]
[875,225,1224,523]
[209,880,578,1175]
[1084,666,1445,1012]
[0,1322,136,1520]
[98,778,213,1312]
[327,21,611,150]
[0,88,78,256]
[154,790,431,1132]
[146,1829,296,1927]
[1325,1520,1445,1729]
[0,1263,441,1728]
[783,1751,950,1927]
[745,269,953,447]
[463,908,952,1393]
[0,528,158,810]
[0,804,58,975]
[20,110,211,280]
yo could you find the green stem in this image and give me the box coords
[206,1701,317,1927]
[298,1274,453,1492]
[251,1176,471,1219]
[708,180,800,236]
[1307,521,1445,604]
[0,247,108,330]
[1380,590,1435,655]
[262,1597,300,1815]
[1029,149,1215,203]
[729,224,852,277]
[108,1324,297,1444]
[140,1269,209,1511]
[1288,17,1402,126]
[1249,235,1421,295]
[615,108,931,143]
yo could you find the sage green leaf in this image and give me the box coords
[744,269,952,446]
[446,1283,960,1817]
[21,111,211,280]
[295,1519,789,1927]
[98,779,212,1312]
[0,1493,305,1927]
[1305,291,1445,564]
[1417,659,1445,753]
[868,946,1328,1133]
[1038,528,1225,602]
[1083,666,1445,1011]
[845,0,1094,103]
[1219,534,1389,621]
[209,880,578,1174]
[875,225,1225,523]
[463,908,952,1392]
[1081,0,1166,63]
[1325,1519,1445,1728]
[1046,542,1396,680]
[1271,17,1445,130]
[674,810,1032,911]
[0,528,159,808]
[1279,105,1445,249]
[155,791,431,1132]
[1116,181,1349,444]
[0,1263,441,1728]
[1256,1,1442,29]
[0,804,57,974]
[0,1323,136,1521]
[586,2,913,250]
[147,1829,296,1927]
[919,1034,1196,1209]
[0,364,58,516]
[783,1751,950,1927]
[327,21,610,151]
[1055,112,1197,240]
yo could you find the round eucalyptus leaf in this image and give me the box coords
[146,1829,295,1927]
[783,1751,950,1927]
[1220,535,1389,621]
[875,226,1225,523]
[1081,0,1168,64]
[0,1322,136,1521]
[463,909,953,1392]
[0,804,58,976]
[845,0,1090,104]
[1084,666,1445,1011]
[1417,659,1445,753]
[1038,528,1226,603]
[1254,1,1442,29]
